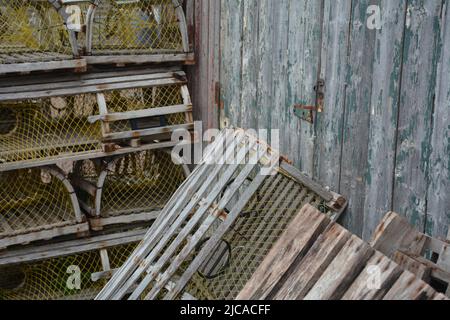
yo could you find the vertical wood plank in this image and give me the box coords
[339,0,376,236]
[286,0,324,172]
[239,0,259,130]
[256,0,274,136]
[220,0,244,128]
[270,0,289,155]
[393,0,444,231]
[426,2,450,239]
[186,0,220,130]
[363,0,408,240]
[314,0,352,190]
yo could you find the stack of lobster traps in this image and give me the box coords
[0,0,194,300]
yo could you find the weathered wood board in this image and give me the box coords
[303,235,374,300]
[342,252,403,300]
[274,223,351,300]
[236,205,331,300]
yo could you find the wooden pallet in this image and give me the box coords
[237,205,448,300]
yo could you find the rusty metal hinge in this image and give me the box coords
[293,79,325,124]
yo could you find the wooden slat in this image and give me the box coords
[304,235,374,300]
[236,204,331,300]
[0,59,86,75]
[426,1,450,239]
[0,223,90,251]
[0,75,186,102]
[238,0,258,130]
[88,105,192,123]
[85,53,194,65]
[392,251,431,281]
[433,293,449,300]
[383,272,437,300]
[342,252,403,300]
[392,251,450,287]
[102,123,194,141]
[274,223,351,300]
[338,0,376,236]
[219,0,243,129]
[393,0,444,232]
[369,212,428,258]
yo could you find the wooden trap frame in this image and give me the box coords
[95,128,346,300]
[71,149,191,231]
[0,0,84,75]
[0,68,194,172]
[0,166,89,250]
[0,228,147,300]
[59,0,192,65]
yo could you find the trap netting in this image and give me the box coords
[88,0,186,55]
[184,172,332,300]
[0,96,102,167]
[0,167,85,249]
[74,149,188,222]
[0,0,73,64]
[0,242,138,300]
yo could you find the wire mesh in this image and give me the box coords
[90,0,184,55]
[0,168,80,241]
[0,242,138,300]
[104,85,188,134]
[0,0,72,64]
[75,149,187,219]
[183,172,332,300]
[0,96,102,166]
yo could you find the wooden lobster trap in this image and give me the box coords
[72,149,190,230]
[0,166,89,250]
[0,229,146,300]
[96,129,346,300]
[0,69,194,172]
[60,0,192,65]
[0,0,84,75]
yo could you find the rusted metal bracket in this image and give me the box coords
[293,79,325,124]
